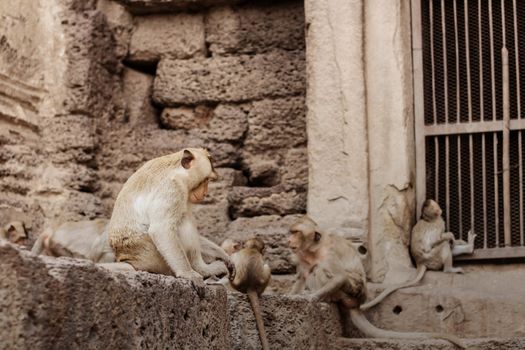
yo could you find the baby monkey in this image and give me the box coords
[224,237,271,350]
[288,216,465,349]
[361,199,476,310]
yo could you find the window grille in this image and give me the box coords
[412,0,525,259]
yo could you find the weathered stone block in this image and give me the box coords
[244,96,306,152]
[122,68,158,126]
[115,0,242,14]
[0,242,230,349]
[206,2,305,55]
[228,186,306,219]
[161,104,247,142]
[128,13,205,64]
[153,51,305,105]
[219,214,303,274]
[228,293,342,350]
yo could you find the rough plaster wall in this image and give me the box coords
[0,0,115,238]
[365,0,415,283]
[305,0,369,239]
[305,0,416,282]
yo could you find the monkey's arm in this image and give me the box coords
[430,232,455,249]
[200,236,230,261]
[148,218,199,280]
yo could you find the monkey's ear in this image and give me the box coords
[233,242,241,250]
[181,149,194,169]
[314,231,322,242]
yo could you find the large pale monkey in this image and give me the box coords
[102,148,233,287]
[361,199,476,310]
[288,216,466,349]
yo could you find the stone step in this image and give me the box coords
[335,338,525,350]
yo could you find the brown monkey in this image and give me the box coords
[229,237,271,350]
[0,221,28,246]
[31,219,114,263]
[361,199,476,310]
[288,216,466,349]
[102,148,233,287]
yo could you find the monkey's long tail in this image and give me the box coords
[349,309,466,349]
[360,265,427,310]
[247,290,270,350]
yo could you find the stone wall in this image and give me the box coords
[97,0,307,276]
[0,0,307,277]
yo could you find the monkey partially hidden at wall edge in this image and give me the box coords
[225,237,271,350]
[360,199,476,310]
[31,218,114,263]
[288,216,466,349]
[100,148,234,288]
[0,221,28,246]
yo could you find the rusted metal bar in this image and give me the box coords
[501,0,511,246]
[482,134,488,248]
[446,135,450,230]
[430,0,437,124]
[513,0,523,246]
[441,0,449,124]
[453,0,460,123]
[435,137,440,201]
[458,135,463,238]
[465,0,472,123]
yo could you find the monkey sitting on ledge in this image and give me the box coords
[361,199,476,310]
[100,148,234,288]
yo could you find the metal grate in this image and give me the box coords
[412,0,525,259]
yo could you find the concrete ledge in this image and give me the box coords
[364,268,525,338]
[0,241,229,349]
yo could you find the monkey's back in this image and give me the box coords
[231,249,268,294]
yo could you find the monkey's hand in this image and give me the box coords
[178,270,206,294]
[225,259,236,281]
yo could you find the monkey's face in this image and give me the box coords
[422,199,442,221]
[189,179,209,203]
[181,148,218,203]
[288,220,322,253]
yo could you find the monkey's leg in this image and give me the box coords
[440,244,464,273]
[98,262,135,272]
[310,275,347,302]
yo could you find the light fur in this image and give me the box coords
[105,148,231,285]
